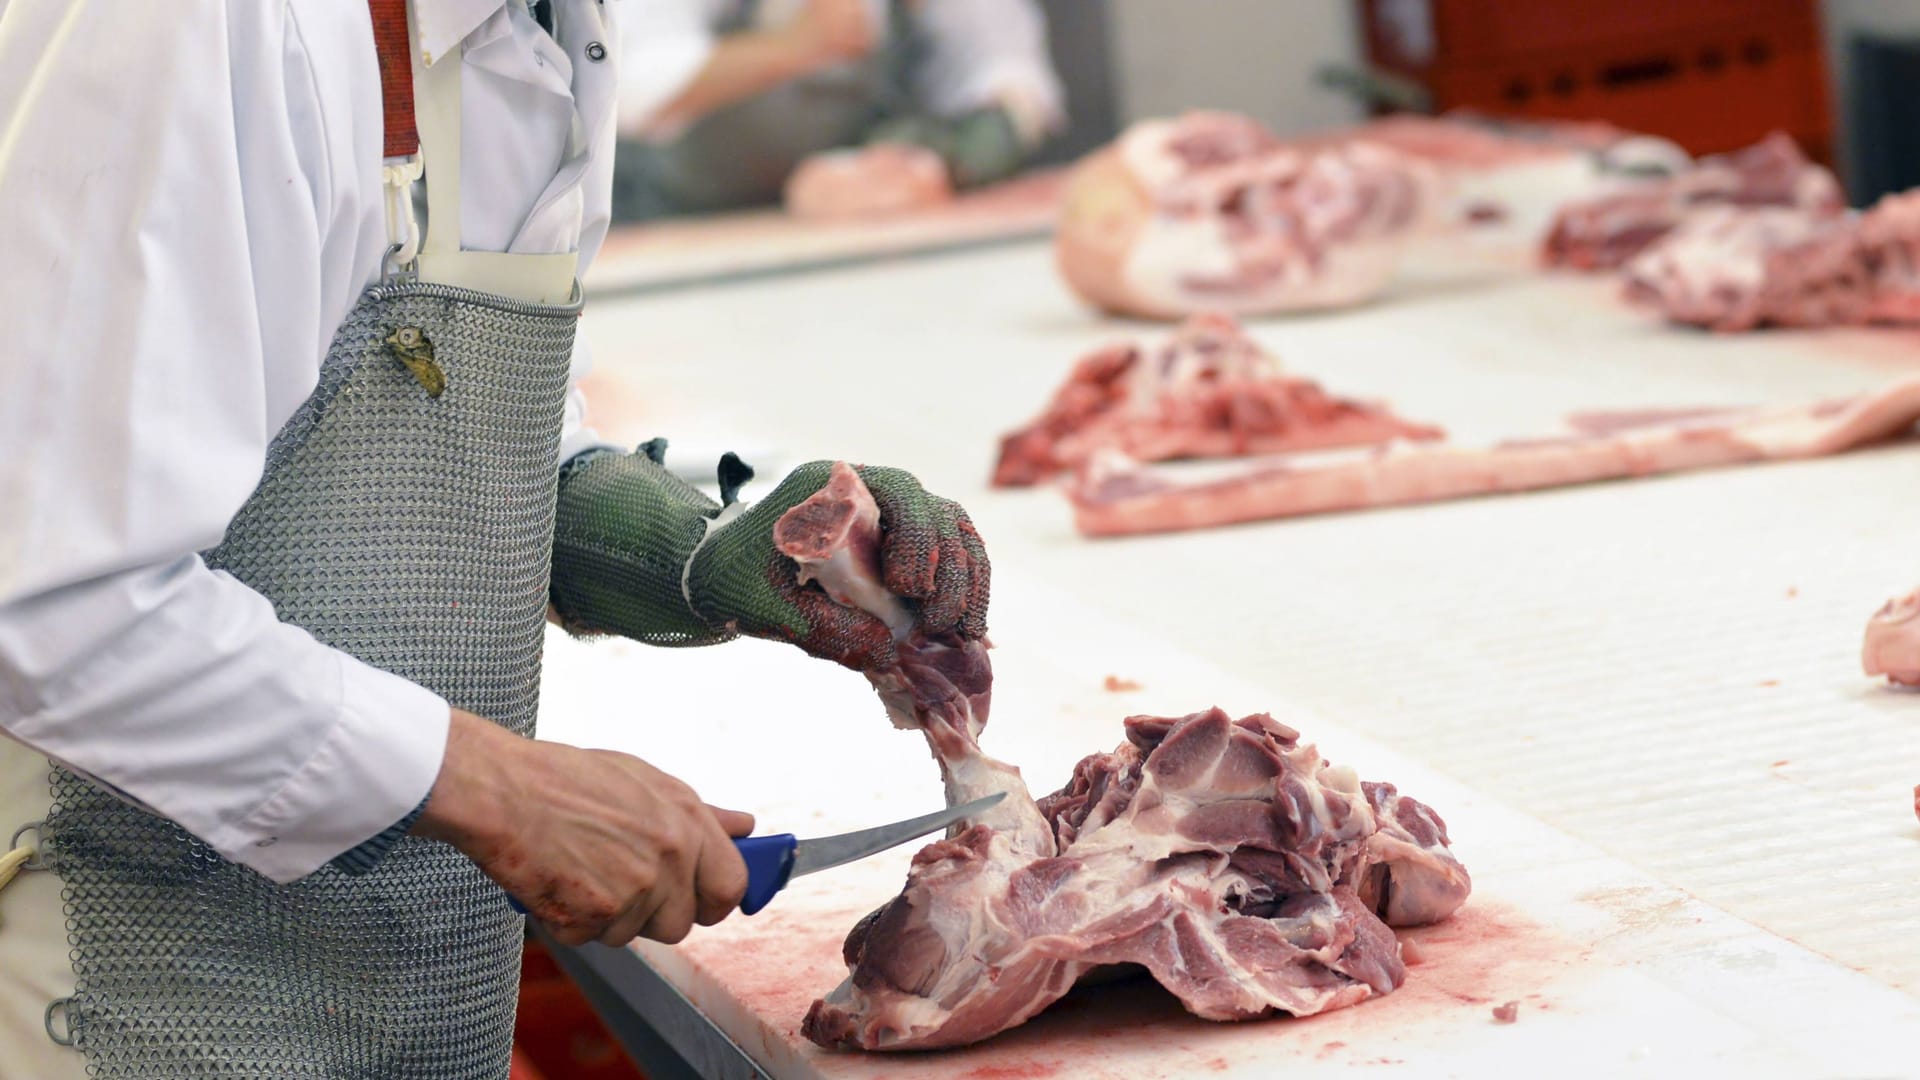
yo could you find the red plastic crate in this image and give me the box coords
[514,941,647,1080]
[1361,0,1831,158]
[1365,0,1819,69]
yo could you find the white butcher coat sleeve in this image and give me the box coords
[0,0,619,884]
[615,0,727,139]
[911,0,1065,141]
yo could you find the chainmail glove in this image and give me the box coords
[549,443,743,646]
[683,461,990,671]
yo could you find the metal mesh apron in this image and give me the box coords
[39,280,579,1078]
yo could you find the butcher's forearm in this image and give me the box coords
[650,32,828,132]
[0,561,448,883]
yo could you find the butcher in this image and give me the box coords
[0,2,987,1077]
[610,0,1066,219]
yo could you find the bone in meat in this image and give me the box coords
[992,314,1444,487]
[775,468,1468,1051]
[802,706,1470,1051]
[1068,379,1920,536]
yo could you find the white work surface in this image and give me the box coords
[540,237,1920,1078]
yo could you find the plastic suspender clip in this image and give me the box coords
[370,0,423,279]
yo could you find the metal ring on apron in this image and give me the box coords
[9,821,47,873]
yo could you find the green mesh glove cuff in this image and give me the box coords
[550,446,735,646]
[867,107,1026,190]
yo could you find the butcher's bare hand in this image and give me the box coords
[792,0,875,64]
[415,709,754,946]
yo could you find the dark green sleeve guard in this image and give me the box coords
[548,447,735,646]
[867,106,1029,190]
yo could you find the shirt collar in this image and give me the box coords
[413,0,513,67]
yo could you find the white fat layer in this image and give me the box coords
[1118,119,1184,190]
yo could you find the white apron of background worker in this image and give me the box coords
[0,1,617,1075]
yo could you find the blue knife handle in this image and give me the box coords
[735,833,798,916]
[506,833,799,919]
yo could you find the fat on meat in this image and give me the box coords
[1296,114,1688,238]
[1622,205,1873,332]
[1055,112,1435,320]
[992,314,1443,487]
[1863,588,1920,687]
[1621,187,1920,332]
[1067,379,1920,536]
[784,144,954,221]
[1542,132,1843,272]
[775,466,1469,1052]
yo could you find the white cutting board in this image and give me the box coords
[542,232,1920,1076]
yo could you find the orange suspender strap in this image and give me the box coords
[369,0,418,160]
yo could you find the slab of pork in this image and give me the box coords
[1543,132,1843,272]
[1055,112,1433,320]
[1068,379,1920,536]
[774,466,1469,1051]
[1622,205,1874,332]
[991,314,1444,487]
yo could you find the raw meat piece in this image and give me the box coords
[991,314,1443,487]
[1299,115,1688,239]
[784,145,954,221]
[1543,133,1843,271]
[1623,206,1873,332]
[1067,378,1920,536]
[776,467,1467,1052]
[1623,187,1920,332]
[803,706,1470,1051]
[1858,190,1920,324]
[771,462,994,747]
[1862,588,1920,687]
[1055,112,1433,320]
[1492,1001,1520,1023]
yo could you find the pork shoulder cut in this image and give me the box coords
[1055,112,1433,320]
[992,313,1443,487]
[775,466,1468,1052]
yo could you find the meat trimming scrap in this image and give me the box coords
[1067,378,1920,536]
[992,314,1443,487]
[772,464,1471,1051]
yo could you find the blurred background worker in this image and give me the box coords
[611,0,1067,219]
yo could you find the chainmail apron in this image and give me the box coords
[39,279,579,1078]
